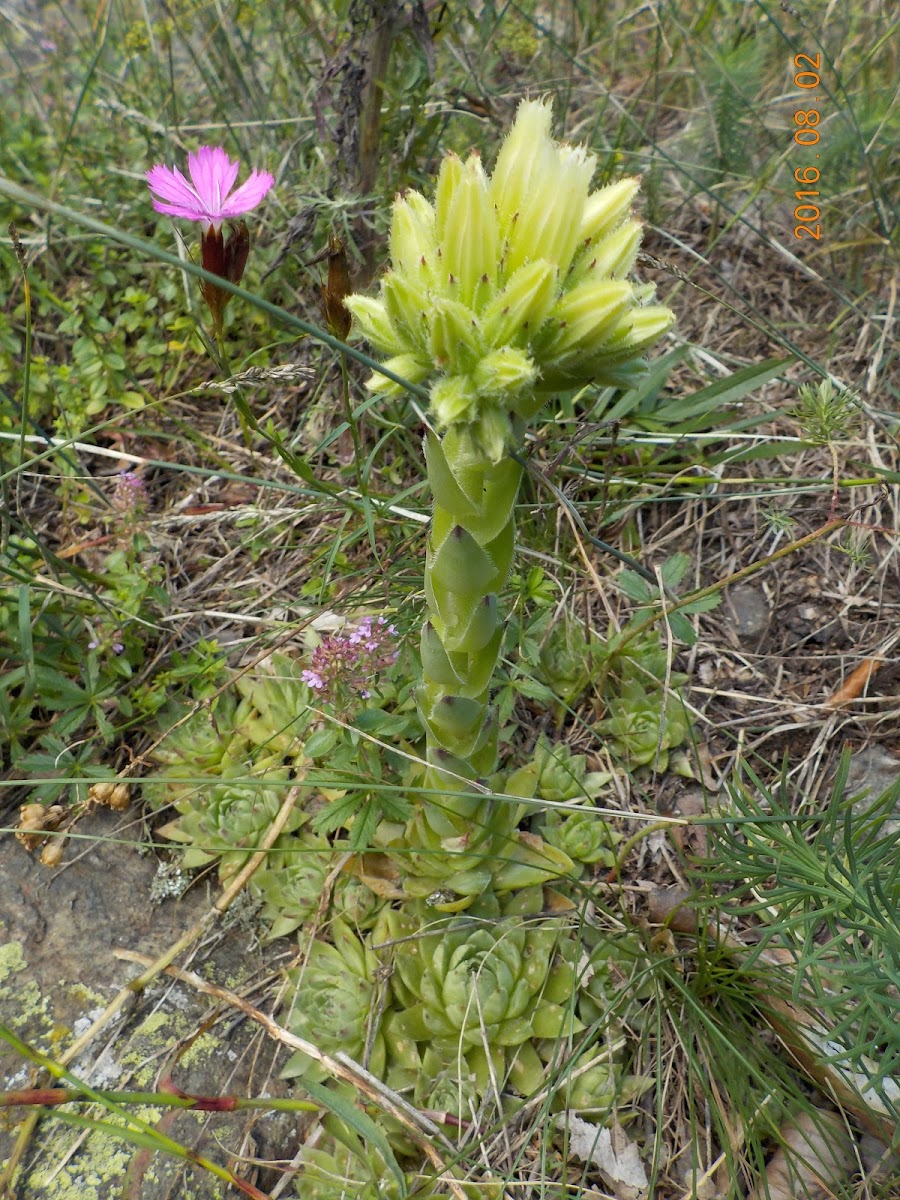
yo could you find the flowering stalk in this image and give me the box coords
[346,100,675,904]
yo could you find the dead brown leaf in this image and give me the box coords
[746,1110,855,1200]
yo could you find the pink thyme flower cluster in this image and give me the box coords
[302,616,399,705]
[113,470,149,515]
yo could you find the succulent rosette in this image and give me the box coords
[375,793,574,909]
[234,652,314,758]
[540,809,619,870]
[507,734,610,804]
[293,1141,446,1200]
[153,754,300,880]
[330,865,385,931]
[593,678,690,770]
[281,919,386,1082]
[249,832,331,939]
[143,692,249,791]
[383,889,582,1096]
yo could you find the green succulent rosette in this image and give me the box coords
[346,99,674,904]
[330,864,385,931]
[292,1141,445,1200]
[506,734,611,804]
[249,831,332,939]
[538,621,604,711]
[145,655,317,885]
[142,691,252,811]
[540,809,619,870]
[154,756,301,881]
[381,888,582,1097]
[594,678,690,770]
[376,794,575,909]
[281,918,386,1082]
[234,652,314,758]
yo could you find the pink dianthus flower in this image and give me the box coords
[146,146,273,334]
[146,146,273,232]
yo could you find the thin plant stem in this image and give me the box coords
[339,350,367,497]
[212,330,254,451]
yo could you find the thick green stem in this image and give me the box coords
[417,431,521,772]
[395,431,526,900]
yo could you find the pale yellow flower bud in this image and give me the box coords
[431,374,479,426]
[429,299,484,374]
[382,272,430,354]
[342,294,400,354]
[578,176,642,245]
[436,154,498,308]
[389,189,437,279]
[568,218,643,287]
[489,99,555,243]
[504,142,595,277]
[541,279,633,357]
[366,353,432,397]
[473,347,536,396]
[480,260,558,348]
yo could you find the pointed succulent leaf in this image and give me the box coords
[423,429,479,518]
[421,693,487,752]
[440,593,499,653]
[490,830,575,890]
[429,524,498,594]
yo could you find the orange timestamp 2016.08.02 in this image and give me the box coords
[792,52,825,242]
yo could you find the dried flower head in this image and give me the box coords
[40,839,66,868]
[15,803,65,850]
[90,781,130,810]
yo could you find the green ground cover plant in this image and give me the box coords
[1,1,897,1198]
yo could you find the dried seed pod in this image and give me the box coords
[89,781,116,805]
[15,803,65,850]
[107,783,130,811]
[321,235,352,340]
[90,781,130,810]
[40,839,66,868]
